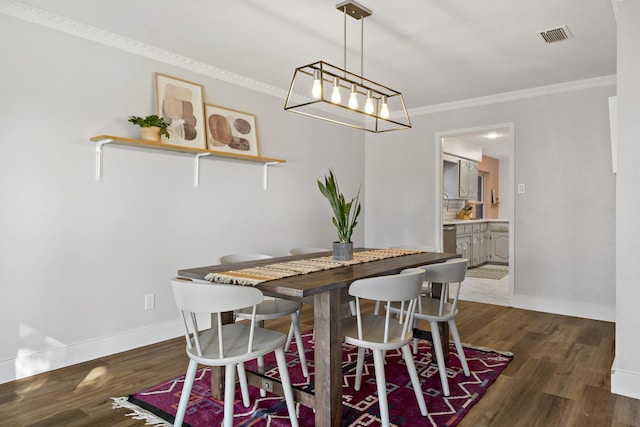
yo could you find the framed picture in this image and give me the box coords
[204,104,260,156]
[154,73,206,149]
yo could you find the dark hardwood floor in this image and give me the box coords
[1,300,638,426]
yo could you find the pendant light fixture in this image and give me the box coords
[284,1,411,133]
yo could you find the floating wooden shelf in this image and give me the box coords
[90,135,286,189]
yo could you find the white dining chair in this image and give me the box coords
[370,244,441,315]
[219,254,309,379]
[170,277,299,427]
[388,258,471,397]
[342,268,428,427]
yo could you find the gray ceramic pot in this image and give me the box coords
[333,242,353,261]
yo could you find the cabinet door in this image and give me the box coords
[459,160,470,198]
[468,162,478,199]
[491,233,509,262]
[471,234,481,266]
[480,232,490,263]
[458,160,479,199]
[456,235,472,261]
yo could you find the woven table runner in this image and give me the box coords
[204,248,423,286]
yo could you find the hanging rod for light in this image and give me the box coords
[284,1,411,133]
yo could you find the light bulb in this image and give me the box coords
[312,70,322,99]
[380,96,389,119]
[331,77,342,103]
[364,90,374,114]
[348,84,358,109]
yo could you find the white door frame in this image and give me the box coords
[434,122,515,304]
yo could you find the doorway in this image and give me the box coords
[434,123,515,306]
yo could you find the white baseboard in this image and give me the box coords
[611,357,640,400]
[0,319,185,385]
[511,294,615,322]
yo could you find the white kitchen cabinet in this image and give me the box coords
[456,235,472,261]
[489,222,509,263]
[456,223,488,267]
[478,223,490,264]
[455,221,505,266]
[459,160,478,199]
[443,155,478,200]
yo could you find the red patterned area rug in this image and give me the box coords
[112,331,512,426]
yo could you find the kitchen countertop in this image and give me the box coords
[443,218,509,225]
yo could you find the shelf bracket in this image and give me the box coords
[263,162,280,191]
[193,153,211,187]
[95,138,113,182]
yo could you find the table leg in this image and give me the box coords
[313,288,343,427]
[211,311,234,400]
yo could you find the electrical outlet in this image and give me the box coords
[145,293,155,310]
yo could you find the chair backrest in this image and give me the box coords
[170,277,264,357]
[422,258,468,314]
[349,268,425,343]
[219,253,273,264]
[422,258,468,284]
[288,247,329,255]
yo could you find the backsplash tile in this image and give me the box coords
[443,199,465,220]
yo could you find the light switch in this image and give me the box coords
[518,183,525,194]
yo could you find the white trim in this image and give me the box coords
[511,294,615,322]
[410,75,617,116]
[0,319,184,384]
[611,358,640,400]
[0,0,287,100]
[0,0,617,112]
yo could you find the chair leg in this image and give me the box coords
[223,364,237,427]
[429,320,450,396]
[237,362,250,407]
[354,346,366,391]
[289,311,309,378]
[174,359,199,427]
[257,355,266,397]
[372,349,390,427]
[449,320,470,376]
[274,348,300,427]
[401,345,428,416]
[284,308,299,351]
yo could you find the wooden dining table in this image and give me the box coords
[178,249,459,427]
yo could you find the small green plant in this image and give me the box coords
[317,169,361,243]
[128,115,169,138]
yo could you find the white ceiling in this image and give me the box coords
[444,128,511,160]
[15,0,617,111]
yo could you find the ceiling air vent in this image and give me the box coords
[538,25,572,43]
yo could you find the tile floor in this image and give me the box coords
[451,264,510,306]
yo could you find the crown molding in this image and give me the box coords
[0,0,288,100]
[1,0,617,116]
[409,74,617,117]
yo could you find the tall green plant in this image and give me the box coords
[317,169,361,243]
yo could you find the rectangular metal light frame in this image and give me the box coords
[284,61,411,133]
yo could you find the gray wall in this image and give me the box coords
[365,85,616,321]
[0,14,365,382]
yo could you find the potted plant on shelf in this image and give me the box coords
[317,168,361,261]
[128,115,170,142]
